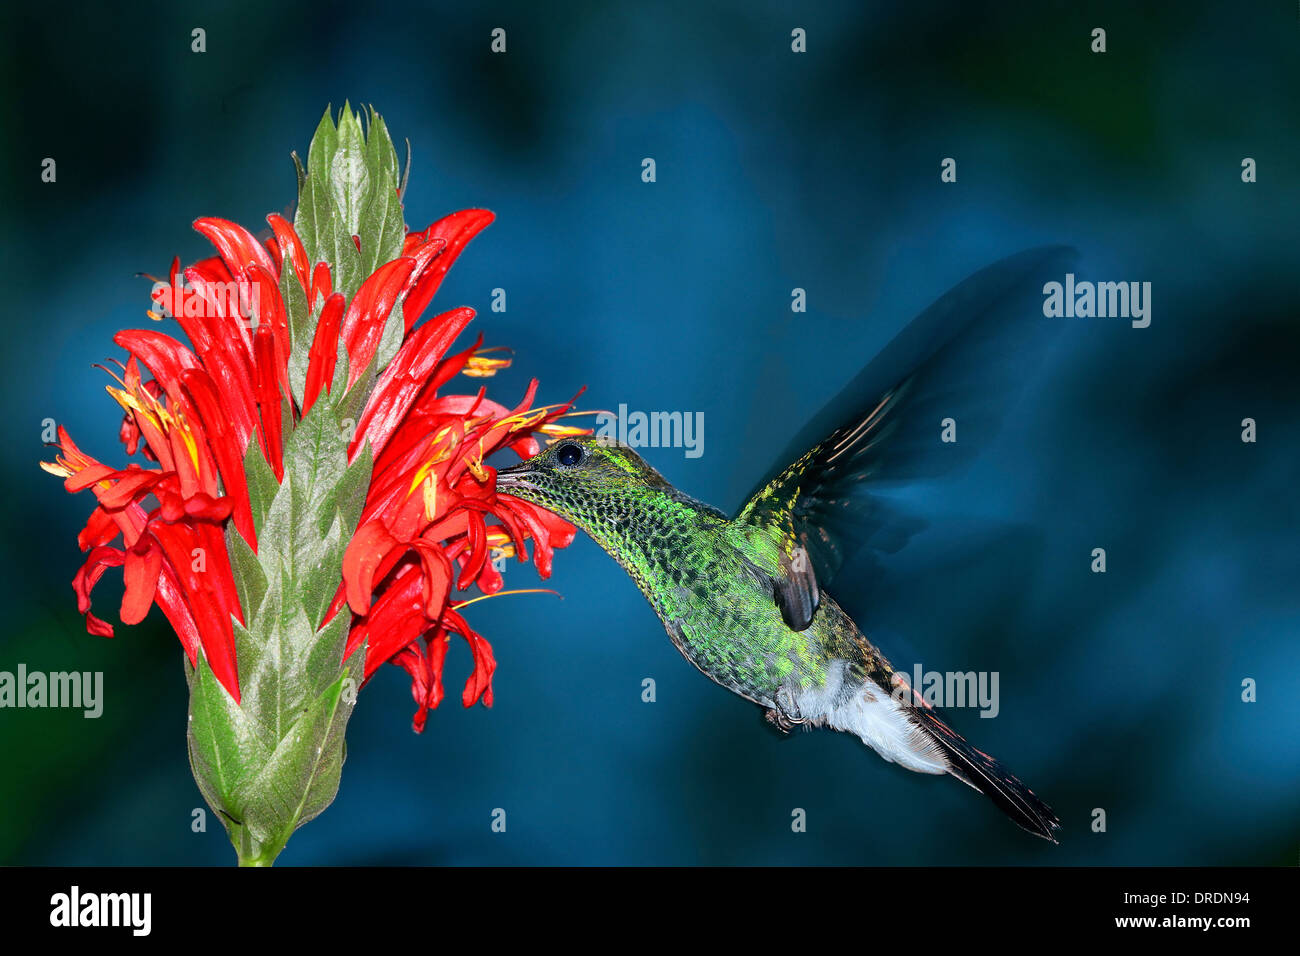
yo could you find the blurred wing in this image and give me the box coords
[739,246,1076,630]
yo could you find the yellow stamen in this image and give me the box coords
[40,448,114,491]
[464,437,489,482]
[538,423,590,440]
[490,405,558,434]
[107,385,164,437]
[406,426,458,497]
[421,475,439,522]
[450,588,559,611]
[461,347,513,378]
[107,371,207,477]
[171,405,203,476]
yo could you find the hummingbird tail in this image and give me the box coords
[911,706,1062,843]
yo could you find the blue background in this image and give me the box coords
[1,1,1296,864]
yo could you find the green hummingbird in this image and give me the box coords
[496,247,1071,842]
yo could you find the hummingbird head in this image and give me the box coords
[494,437,676,529]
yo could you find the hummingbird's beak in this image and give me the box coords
[493,462,533,491]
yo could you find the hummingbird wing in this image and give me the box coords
[737,246,1076,630]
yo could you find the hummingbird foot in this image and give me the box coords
[764,687,809,734]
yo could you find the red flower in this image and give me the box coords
[44,208,582,728]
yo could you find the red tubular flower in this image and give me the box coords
[302,293,345,416]
[44,206,583,726]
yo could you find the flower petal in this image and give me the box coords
[340,257,418,389]
[303,292,345,416]
[267,213,309,294]
[402,210,495,326]
[193,217,278,283]
[351,307,476,460]
[121,539,163,625]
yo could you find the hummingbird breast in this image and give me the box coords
[595,499,859,708]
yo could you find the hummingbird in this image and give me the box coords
[496,247,1071,842]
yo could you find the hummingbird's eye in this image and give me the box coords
[555,442,583,467]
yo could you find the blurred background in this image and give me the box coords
[0,0,1296,865]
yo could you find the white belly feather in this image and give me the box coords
[796,660,950,774]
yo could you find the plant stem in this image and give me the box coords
[234,825,284,867]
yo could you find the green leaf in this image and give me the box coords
[358,109,404,277]
[226,526,267,622]
[243,436,280,538]
[292,103,407,304]
[281,255,312,407]
[285,397,349,535]
[256,471,294,571]
[305,106,338,187]
[187,656,271,830]
[291,150,306,194]
[398,137,411,201]
[331,106,369,236]
[238,666,358,847]
[299,512,344,629]
[364,107,400,185]
[297,163,365,302]
[333,359,376,436]
[334,442,373,536]
[233,591,300,741]
[304,608,352,694]
[374,299,406,375]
